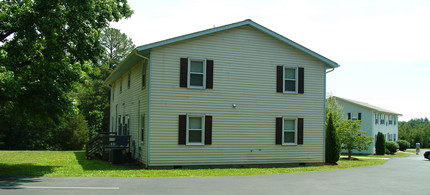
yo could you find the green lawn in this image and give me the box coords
[0,150,389,177]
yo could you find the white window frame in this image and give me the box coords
[283,65,298,94]
[187,58,207,89]
[282,117,298,145]
[380,114,385,124]
[375,113,379,124]
[351,113,358,120]
[186,114,205,145]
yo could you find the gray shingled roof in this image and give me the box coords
[334,96,402,116]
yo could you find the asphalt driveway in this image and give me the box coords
[1,153,429,195]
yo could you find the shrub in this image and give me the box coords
[375,132,386,155]
[386,141,399,155]
[396,140,410,151]
[325,113,341,163]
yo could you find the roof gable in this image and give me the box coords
[105,19,339,84]
[334,96,402,116]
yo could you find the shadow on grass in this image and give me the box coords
[74,151,141,171]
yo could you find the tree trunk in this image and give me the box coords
[348,148,352,159]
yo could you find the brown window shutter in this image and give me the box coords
[298,118,304,145]
[180,58,188,88]
[178,115,186,144]
[276,117,282,144]
[358,113,362,120]
[205,115,212,145]
[206,60,214,89]
[298,67,304,94]
[276,66,283,92]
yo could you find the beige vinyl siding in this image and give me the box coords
[148,26,325,166]
[110,59,149,164]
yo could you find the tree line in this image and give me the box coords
[398,118,430,148]
[0,0,134,150]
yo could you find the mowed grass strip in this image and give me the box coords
[0,150,387,177]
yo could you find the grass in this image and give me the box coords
[341,150,414,159]
[0,150,389,177]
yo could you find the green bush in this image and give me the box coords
[375,132,386,155]
[325,113,341,163]
[396,140,410,151]
[386,141,399,155]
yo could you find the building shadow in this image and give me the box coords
[73,151,141,171]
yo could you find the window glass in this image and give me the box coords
[284,132,295,143]
[284,120,295,130]
[190,74,203,86]
[285,68,295,79]
[285,80,295,91]
[189,130,202,143]
[189,117,202,129]
[190,61,203,73]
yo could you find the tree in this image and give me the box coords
[338,120,373,159]
[326,113,341,164]
[326,96,344,130]
[101,28,136,69]
[78,28,135,135]
[375,132,386,155]
[0,0,132,150]
[0,0,133,121]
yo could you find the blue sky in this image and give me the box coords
[111,0,430,121]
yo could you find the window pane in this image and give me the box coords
[285,80,296,91]
[189,130,202,143]
[284,120,295,130]
[190,74,203,86]
[190,61,203,73]
[285,68,295,79]
[284,132,295,143]
[189,117,202,129]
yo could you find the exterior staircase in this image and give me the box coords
[85,132,130,160]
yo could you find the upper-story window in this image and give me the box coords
[394,116,397,125]
[277,65,304,94]
[127,72,131,89]
[180,57,214,89]
[284,66,297,93]
[189,59,206,88]
[388,115,393,125]
[348,112,361,120]
[375,113,379,124]
[380,114,385,124]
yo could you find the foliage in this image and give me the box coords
[398,118,430,148]
[0,0,132,150]
[78,27,135,135]
[325,113,341,163]
[375,132,386,155]
[54,114,89,150]
[101,28,136,69]
[385,141,399,155]
[396,140,410,151]
[338,120,373,159]
[326,96,344,130]
[0,151,387,177]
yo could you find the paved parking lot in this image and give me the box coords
[1,153,429,195]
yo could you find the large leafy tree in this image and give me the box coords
[0,0,132,150]
[101,28,135,69]
[0,0,132,121]
[78,27,135,136]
